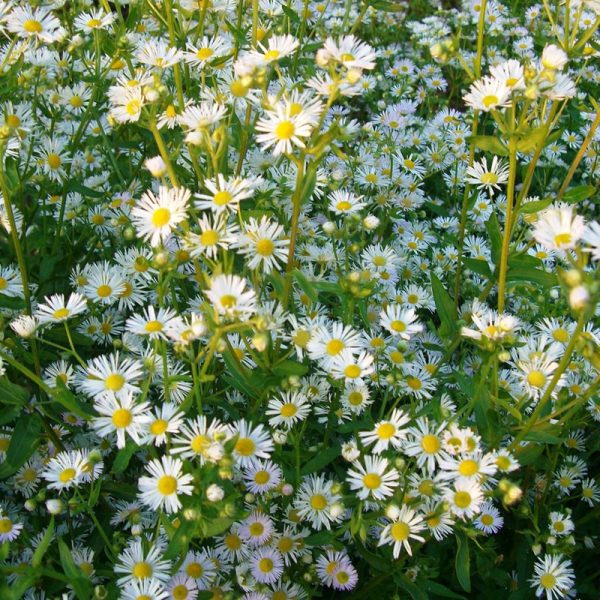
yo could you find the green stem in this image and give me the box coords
[497,135,518,312]
[149,119,179,187]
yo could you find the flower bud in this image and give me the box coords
[207,484,225,502]
[46,499,64,515]
[569,285,589,310]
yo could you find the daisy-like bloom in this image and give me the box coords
[541,44,568,70]
[359,409,410,454]
[137,40,184,69]
[461,304,520,342]
[438,451,498,482]
[82,262,126,305]
[166,574,197,600]
[171,416,230,463]
[530,554,575,600]
[183,214,238,259]
[131,186,190,247]
[466,156,509,192]
[14,458,43,498]
[164,313,207,346]
[184,35,230,69]
[179,103,228,145]
[243,459,282,495]
[581,478,600,507]
[330,349,375,383]
[548,511,574,537]
[10,314,37,339]
[204,274,257,319]
[121,578,169,600]
[0,511,22,543]
[234,216,289,274]
[125,306,178,340]
[423,500,455,541]
[36,137,71,182]
[379,305,423,340]
[73,9,115,33]
[404,417,448,472]
[7,5,63,43]
[252,34,299,63]
[320,35,377,70]
[474,501,504,534]
[316,551,359,591]
[378,505,426,557]
[294,474,343,530]
[35,293,87,324]
[347,456,400,501]
[92,392,151,449]
[328,190,367,215]
[266,391,310,429]
[463,76,512,112]
[582,220,600,261]
[250,547,284,584]
[79,352,143,400]
[109,86,145,123]
[0,265,23,298]
[533,204,586,252]
[256,102,315,155]
[42,450,90,491]
[232,420,274,467]
[511,354,564,401]
[445,478,484,519]
[144,403,184,446]
[194,173,257,214]
[181,550,217,588]
[115,539,171,586]
[239,511,274,546]
[490,59,525,90]
[307,322,362,366]
[138,455,194,514]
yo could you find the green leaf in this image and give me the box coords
[463,258,492,278]
[424,580,467,599]
[0,379,29,405]
[367,0,405,10]
[54,381,94,419]
[293,269,318,303]
[486,213,502,266]
[305,530,335,546]
[112,442,138,474]
[506,267,557,288]
[430,273,457,337]
[67,180,104,199]
[32,517,54,568]
[563,185,596,204]
[271,359,308,377]
[301,444,340,475]
[0,413,41,479]
[516,126,547,153]
[468,135,508,156]
[455,532,471,592]
[201,517,234,538]
[523,429,564,444]
[58,538,92,599]
[519,196,554,214]
[395,573,428,600]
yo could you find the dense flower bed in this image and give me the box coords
[0,0,599,599]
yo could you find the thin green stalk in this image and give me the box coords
[497,135,518,312]
[149,119,179,186]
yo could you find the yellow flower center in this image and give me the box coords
[540,573,556,590]
[264,49,280,61]
[105,373,125,391]
[224,533,241,550]
[418,480,434,496]
[24,19,43,33]
[335,200,352,211]
[552,328,569,343]
[481,514,494,526]
[344,364,361,379]
[87,18,102,28]
[363,473,381,489]
[458,459,478,477]
[59,468,77,483]
[6,114,21,128]
[482,94,498,108]
[258,558,273,572]
[0,519,13,534]
[172,584,189,600]
[406,377,422,390]
[213,190,232,206]
[112,408,132,428]
[390,320,406,332]
[527,370,547,388]
[310,494,327,510]
[454,491,472,509]
[157,475,177,495]
[235,437,255,456]
[254,470,270,485]
[293,329,310,347]
[336,571,350,584]
[554,232,572,247]
[326,339,344,355]
[132,561,152,579]
[96,284,112,298]
[275,120,295,140]
[421,434,440,454]
[390,521,410,541]
[47,153,61,169]
[278,536,293,552]
[348,391,363,406]
[145,320,163,333]
[377,423,396,439]
[0,277,7,290]
[200,230,219,246]
[190,434,210,454]
[126,99,140,116]
[289,102,303,116]
[196,47,214,60]
[52,307,70,319]
[481,173,498,185]
[256,238,275,256]
[186,562,203,578]
[248,522,264,537]
[151,207,171,227]
[151,419,168,435]
[280,403,297,418]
